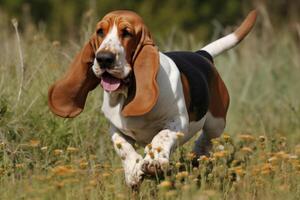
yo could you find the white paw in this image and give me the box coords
[142,146,170,176]
[123,155,144,188]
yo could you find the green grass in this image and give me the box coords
[0,15,300,199]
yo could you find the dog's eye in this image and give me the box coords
[121,29,133,38]
[97,28,104,37]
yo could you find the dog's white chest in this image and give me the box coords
[101,95,163,144]
[101,53,189,145]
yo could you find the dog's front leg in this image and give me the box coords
[142,129,180,176]
[110,126,144,188]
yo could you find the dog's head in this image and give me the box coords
[48,10,159,118]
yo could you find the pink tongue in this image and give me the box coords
[101,74,121,92]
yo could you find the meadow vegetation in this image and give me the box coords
[0,5,300,200]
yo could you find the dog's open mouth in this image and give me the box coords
[100,72,123,92]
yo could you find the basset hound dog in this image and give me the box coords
[48,10,257,188]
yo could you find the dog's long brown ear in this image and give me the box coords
[122,27,159,117]
[48,35,100,118]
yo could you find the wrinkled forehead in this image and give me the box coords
[98,10,144,28]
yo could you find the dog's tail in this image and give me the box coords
[201,10,257,57]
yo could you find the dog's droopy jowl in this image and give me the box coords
[48,10,257,188]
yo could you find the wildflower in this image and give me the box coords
[186,152,196,161]
[52,41,61,47]
[54,181,65,189]
[175,162,182,169]
[176,171,189,180]
[211,139,219,146]
[275,151,290,160]
[102,172,111,178]
[213,150,228,158]
[89,179,98,187]
[199,155,209,162]
[29,139,40,147]
[79,161,89,169]
[241,147,253,154]
[223,133,231,142]
[53,149,63,155]
[67,147,79,153]
[89,154,97,160]
[239,134,255,142]
[258,136,266,143]
[0,142,5,148]
[158,180,172,189]
[52,166,76,176]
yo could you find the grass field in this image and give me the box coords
[0,13,300,199]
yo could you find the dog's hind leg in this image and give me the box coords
[192,67,229,160]
[192,112,226,157]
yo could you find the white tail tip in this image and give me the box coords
[201,10,257,57]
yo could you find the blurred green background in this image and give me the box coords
[0,0,299,42]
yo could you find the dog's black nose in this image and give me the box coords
[96,51,116,68]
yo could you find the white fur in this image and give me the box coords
[110,126,144,187]
[92,24,131,79]
[193,112,225,156]
[201,33,238,57]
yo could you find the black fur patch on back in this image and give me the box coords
[164,50,213,121]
